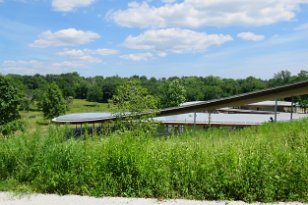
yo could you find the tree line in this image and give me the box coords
[1,70,308,135]
[5,70,308,106]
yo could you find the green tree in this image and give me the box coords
[87,85,103,102]
[203,86,223,100]
[182,77,204,101]
[299,99,308,113]
[269,70,293,86]
[110,80,158,133]
[161,79,186,108]
[0,76,21,125]
[240,76,266,93]
[0,76,22,135]
[42,82,67,119]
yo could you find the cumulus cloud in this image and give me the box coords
[109,0,308,28]
[161,0,176,4]
[57,48,118,57]
[120,53,155,61]
[94,48,119,55]
[0,57,101,75]
[56,48,118,63]
[0,60,69,75]
[237,32,265,41]
[57,49,86,58]
[52,0,95,12]
[124,28,233,54]
[2,60,42,68]
[52,61,84,68]
[30,28,100,48]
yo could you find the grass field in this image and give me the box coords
[0,114,307,202]
[19,99,109,132]
[67,99,110,113]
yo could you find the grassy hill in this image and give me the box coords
[0,116,307,202]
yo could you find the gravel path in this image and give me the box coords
[0,192,307,205]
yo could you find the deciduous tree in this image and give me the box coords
[42,82,67,119]
[161,79,186,108]
[0,76,21,135]
[0,76,20,125]
[110,80,158,133]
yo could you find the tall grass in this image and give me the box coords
[0,119,307,202]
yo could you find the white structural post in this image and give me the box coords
[208,112,212,125]
[193,112,197,129]
[290,98,294,120]
[274,100,278,122]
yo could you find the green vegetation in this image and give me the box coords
[42,82,67,119]
[67,99,110,113]
[18,99,109,133]
[110,80,158,133]
[1,70,308,202]
[0,119,307,202]
[5,70,308,109]
[0,75,22,135]
[161,79,186,108]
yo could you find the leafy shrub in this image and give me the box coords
[0,120,24,136]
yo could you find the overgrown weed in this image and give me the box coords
[0,120,307,202]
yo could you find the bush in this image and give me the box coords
[0,120,24,136]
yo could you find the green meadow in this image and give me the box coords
[0,100,307,202]
[19,99,109,132]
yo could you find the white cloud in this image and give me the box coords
[161,0,176,4]
[124,28,233,54]
[57,48,118,57]
[2,60,42,68]
[109,1,308,28]
[56,48,118,63]
[120,52,155,61]
[30,28,100,48]
[57,49,86,58]
[52,61,84,68]
[0,58,99,75]
[78,56,102,63]
[0,60,68,75]
[295,23,308,31]
[57,49,102,63]
[237,32,265,41]
[52,0,95,12]
[94,48,119,55]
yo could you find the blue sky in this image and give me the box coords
[0,0,308,79]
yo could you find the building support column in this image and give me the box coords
[208,112,212,126]
[193,112,197,130]
[291,97,294,121]
[274,100,278,122]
